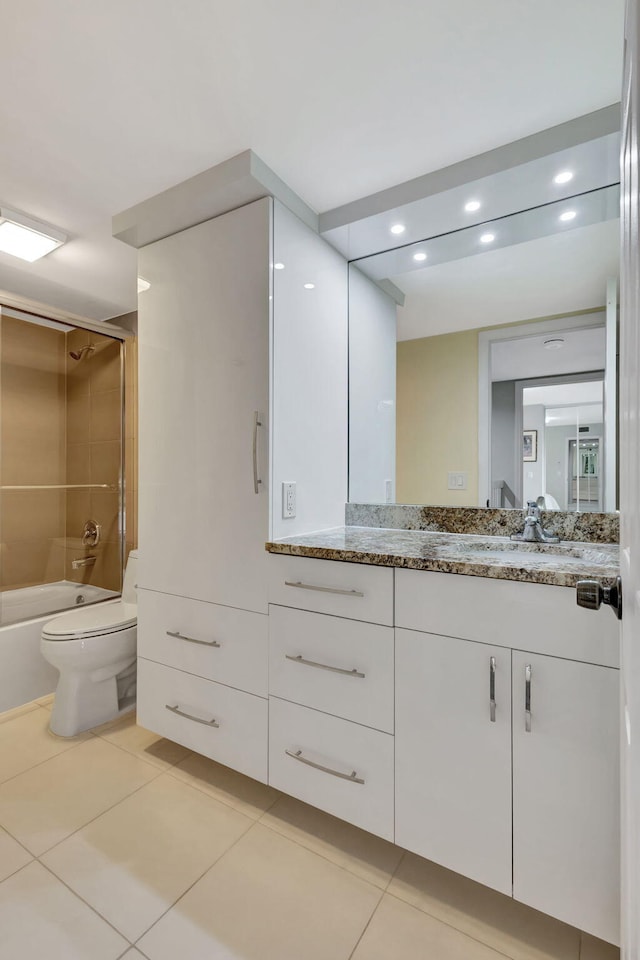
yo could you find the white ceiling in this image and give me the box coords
[0,0,625,320]
[395,219,619,340]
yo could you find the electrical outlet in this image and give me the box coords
[282,481,296,519]
[385,479,393,503]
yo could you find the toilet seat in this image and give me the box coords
[42,601,137,642]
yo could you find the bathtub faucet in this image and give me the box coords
[71,556,96,570]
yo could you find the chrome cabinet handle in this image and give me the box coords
[285,653,365,679]
[285,748,365,784]
[284,580,364,598]
[253,411,262,494]
[166,630,221,648]
[489,656,496,722]
[165,704,220,727]
[525,664,532,733]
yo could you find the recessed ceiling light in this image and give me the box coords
[559,210,577,222]
[543,338,565,350]
[0,206,66,262]
[390,224,406,235]
[274,262,285,270]
[303,282,315,289]
[465,200,481,212]
[554,171,574,185]
[480,233,495,244]
[137,277,151,293]
[413,251,427,262]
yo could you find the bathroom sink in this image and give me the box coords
[454,541,612,566]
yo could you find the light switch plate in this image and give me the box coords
[447,472,468,490]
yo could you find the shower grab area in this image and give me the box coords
[0,305,131,710]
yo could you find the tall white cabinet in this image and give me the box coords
[135,196,348,782]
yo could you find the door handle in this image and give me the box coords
[576,576,622,620]
[525,664,532,733]
[253,411,262,494]
[489,656,496,722]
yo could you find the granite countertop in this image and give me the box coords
[265,526,620,589]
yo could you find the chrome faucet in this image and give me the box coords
[511,501,560,544]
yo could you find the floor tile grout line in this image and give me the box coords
[35,765,165,860]
[381,885,532,960]
[346,889,385,960]
[132,813,261,948]
[254,813,400,892]
[26,860,135,949]
[161,761,281,819]
[0,733,93,791]
[0,856,37,887]
[90,728,189,772]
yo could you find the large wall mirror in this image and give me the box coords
[348,182,619,512]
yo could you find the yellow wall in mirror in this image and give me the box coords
[396,330,478,505]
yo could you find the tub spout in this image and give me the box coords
[71,556,96,570]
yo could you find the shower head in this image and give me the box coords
[69,344,95,361]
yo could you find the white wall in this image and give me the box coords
[349,266,397,503]
[522,404,546,505]
[271,201,348,538]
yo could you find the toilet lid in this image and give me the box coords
[42,601,137,641]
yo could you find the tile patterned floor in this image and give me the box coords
[0,698,621,960]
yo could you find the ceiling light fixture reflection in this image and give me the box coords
[274,262,285,270]
[543,338,565,350]
[0,207,67,262]
[554,171,574,184]
[137,277,151,293]
[413,251,427,262]
[465,200,481,212]
[390,224,406,235]
[303,282,315,289]
[480,233,495,244]
[559,210,577,222]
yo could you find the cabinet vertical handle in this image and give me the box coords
[525,663,532,733]
[253,411,262,494]
[489,656,496,722]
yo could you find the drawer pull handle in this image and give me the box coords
[285,653,365,679]
[525,664,532,733]
[165,704,220,728]
[166,630,221,648]
[284,580,364,598]
[285,748,365,784]
[489,656,496,722]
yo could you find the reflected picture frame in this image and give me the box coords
[523,429,538,462]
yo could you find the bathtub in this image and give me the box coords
[0,581,119,713]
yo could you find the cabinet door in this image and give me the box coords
[395,629,512,896]
[138,198,270,613]
[512,652,620,945]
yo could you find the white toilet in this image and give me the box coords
[41,550,138,737]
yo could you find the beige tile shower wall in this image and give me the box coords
[124,336,138,556]
[65,329,123,592]
[396,330,479,506]
[0,317,67,589]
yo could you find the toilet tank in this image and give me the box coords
[122,549,138,604]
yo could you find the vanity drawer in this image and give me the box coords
[268,697,394,841]
[269,605,394,732]
[137,589,268,696]
[395,569,619,667]
[137,658,268,782]
[268,555,393,625]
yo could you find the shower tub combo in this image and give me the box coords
[0,305,130,714]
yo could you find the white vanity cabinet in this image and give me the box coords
[394,567,620,945]
[395,629,513,896]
